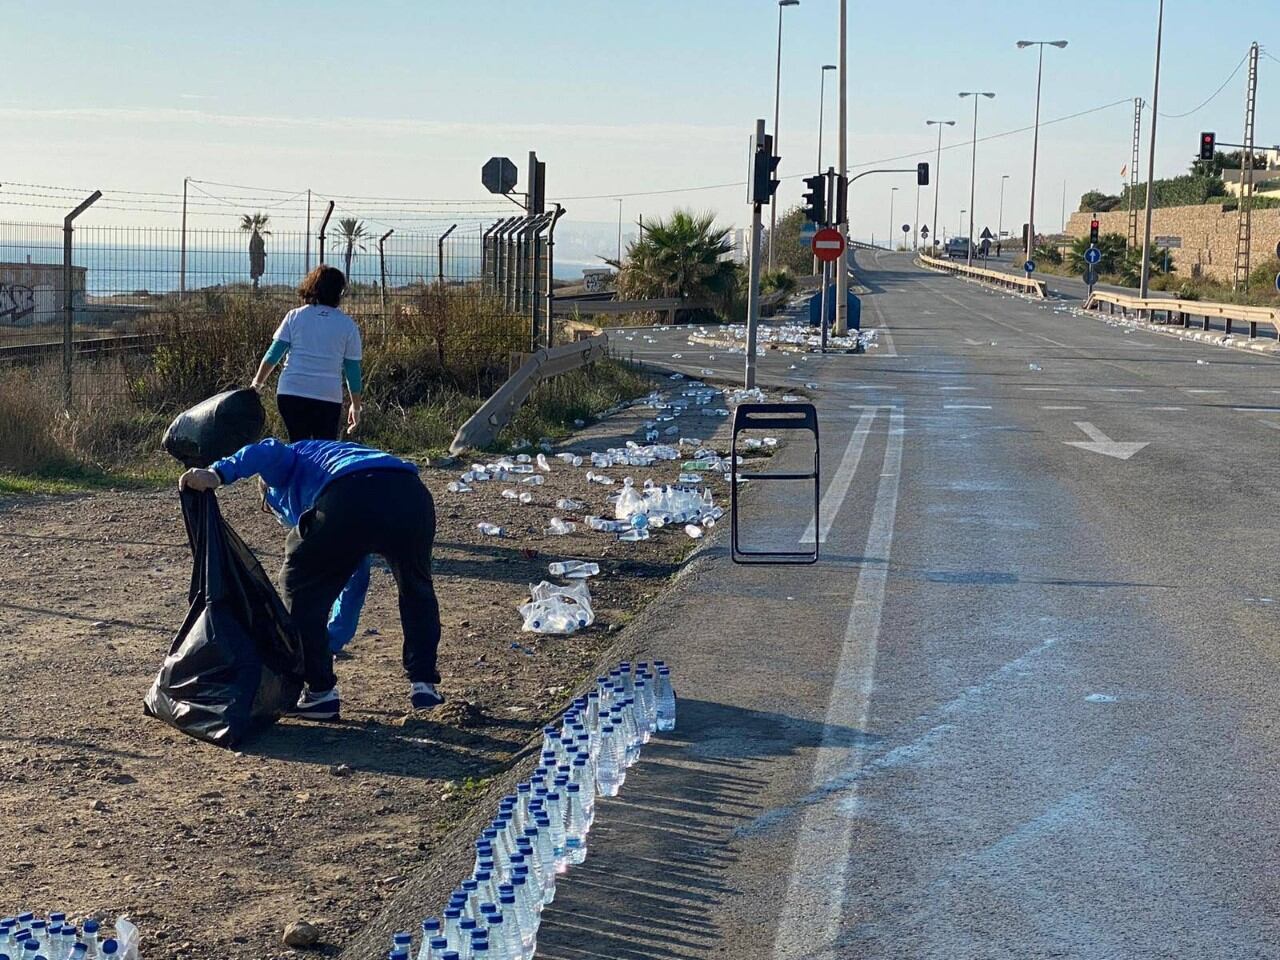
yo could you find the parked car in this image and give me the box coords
[945,237,972,259]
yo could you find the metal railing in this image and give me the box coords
[917,252,1047,299]
[1083,290,1280,340]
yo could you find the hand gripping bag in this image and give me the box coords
[144,489,305,747]
[162,388,265,468]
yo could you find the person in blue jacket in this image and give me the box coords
[179,438,445,720]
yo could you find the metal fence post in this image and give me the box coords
[438,223,457,286]
[545,205,566,349]
[377,229,394,335]
[62,191,102,412]
[318,201,335,265]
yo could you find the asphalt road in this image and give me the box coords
[531,249,1280,960]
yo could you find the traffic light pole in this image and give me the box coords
[820,166,836,354]
[745,118,766,390]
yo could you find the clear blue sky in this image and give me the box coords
[0,0,1274,241]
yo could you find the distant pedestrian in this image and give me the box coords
[996,241,1002,257]
[251,265,363,442]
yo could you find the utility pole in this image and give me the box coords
[768,0,800,272]
[998,174,1009,244]
[1139,0,1165,298]
[889,187,898,251]
[814,63,836,275]
[746,118,767,388]
[927,120,956,254]
[959,91,996,267]
[834,0,849,337]
[1127,98,1143,249]
[1233,41,1260,291]
[179,176,188,302]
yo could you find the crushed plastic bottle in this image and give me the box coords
[555,498,585,511]
[544,518,576,536]
[684,524,704,539]
[501,489,519,500]
[520,581,595,635]
[548,560,599,578]
[477,523,506,537]
[536,454,551,472]
[519,491,534,505]
[446,481,472,493]
[520,475,545,486]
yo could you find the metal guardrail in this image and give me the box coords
[1083,290,1280,340]
[551,297,683,317]
[449,334,609,453]
[917,253,1047,299]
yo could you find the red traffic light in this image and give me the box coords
[1199,132,1216,162]
[1091,219,1100,230]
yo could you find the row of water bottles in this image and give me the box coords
[386,661,676,960]
[0,915,138,960]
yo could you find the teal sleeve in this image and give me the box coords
[263,339,290,364]
[343,357,363,394]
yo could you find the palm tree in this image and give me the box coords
[336,217,369,281]
[605,210,739,322]
[240,213,270,291]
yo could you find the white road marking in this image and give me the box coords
[1064,421,1149,461]
[1041,405,1086,411]
[1105,388,1144,393]
[801,408,877,544]
[1185,389,1225,394]
[940,386,975,391]
[1023,387,1061,392]
[772,407,903,960]
[944,404,992,410]
[1234,407,1280,413]
[1149,406,1185,411]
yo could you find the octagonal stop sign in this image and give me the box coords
[482,156,518,195]
[811,227,846,263]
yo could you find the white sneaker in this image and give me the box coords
[410,682,444,710]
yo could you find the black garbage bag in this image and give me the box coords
[144,489,305,748]
[162,388,265,468]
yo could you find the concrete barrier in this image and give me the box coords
[1083,290,1280,340]
[449,335,609,454]
[917,253,1047,299]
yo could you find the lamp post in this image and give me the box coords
[958,91,996,267]
[615,198,623,264]
[767,0,800,273]
[926,120,956,252]
[1138,4,1162,297]
[889,187,899,251]
[998,174,1010,248]
[960,209,967,240]
[914,178,922,250]
[834,0,849,337]
[1017,39,1068,260]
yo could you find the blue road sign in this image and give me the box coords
[1275,271,1280,294]
[1024,260,1036,274]
[1085,247,1102,265]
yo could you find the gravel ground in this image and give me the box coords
[0,380,737,959]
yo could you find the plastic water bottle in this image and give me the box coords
[470,930,490,958]
[424,937,450,960]
[100,941,118,958]
[390,949,410,960]
[654,666,676,731]
[476,523,505,537]
[545,791,568,871]
[565,783,589,865]
[548,560,598,578]
[457,917,479,957]
[71,944,88,960]
[485,914,516,960]
[633,680,653,743]
[532,818,557,903]
[82,920,100,960]
[596,724,621,796]
[417,919,442,960]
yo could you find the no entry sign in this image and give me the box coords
[812,227,846,263]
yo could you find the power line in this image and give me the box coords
[554,98,1134,201]
[1158,50,1250,118]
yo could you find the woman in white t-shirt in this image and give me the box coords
[251,264,363,441]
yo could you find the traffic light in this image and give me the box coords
[1199,132,1216,162]
[1089,218,1100,245]
[917,162,930,186]
[801,175,827,224]
[834,175,848,225]
[749,133,781,205]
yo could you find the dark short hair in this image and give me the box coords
[298,265,347,307]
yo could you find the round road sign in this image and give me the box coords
[812,227,847,263]
[1084,267,1098,286]
[1024,259,1036,274]
[1085,247,1102,265]
[1274,271,1280,294]
[902,223,911,233]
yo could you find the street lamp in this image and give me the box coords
[767,0,800,273]
[1017,39,1068,260]
[998,174,1010,249]
[889,187,899,251]
[959,91,996,267]
[1138,5,1162,297]
[926,120,956,252]
[615,198,623,264]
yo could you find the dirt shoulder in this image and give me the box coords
[0,382,734,960]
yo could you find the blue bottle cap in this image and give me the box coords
[567,783,581,793]
[430,938,449,949]
[48,914,64,924]
[17,915,32,924]
[479,903,497,917]
[443,907,461,920]
[516,782,531,793]
[82,921,98,934]
[421,918,440,932]
[442,953,460,960]
[101,941,119,957]
[488,915,505,926]
[462,879,478,891]
[393,931,412,944]
[459,918,477,931]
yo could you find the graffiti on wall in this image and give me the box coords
[0,284,36,323]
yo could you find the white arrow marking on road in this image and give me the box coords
[1064,421,1149,460]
